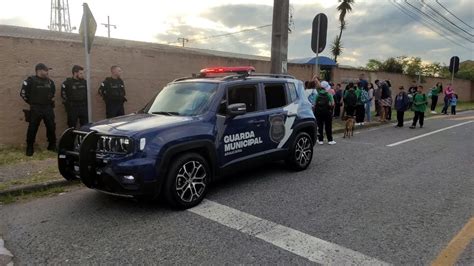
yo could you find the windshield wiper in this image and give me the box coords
[151,111,180,116]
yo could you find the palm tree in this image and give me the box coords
[331,0,354,63]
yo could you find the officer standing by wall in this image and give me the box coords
[98,65,126,118]
[20,63,56,156]
[61,65,88,128]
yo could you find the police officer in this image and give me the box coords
[62,65,88,128]
[98,65,126,118]
[20,63,56,156]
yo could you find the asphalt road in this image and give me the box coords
[1,111,473,264]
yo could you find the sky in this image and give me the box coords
[1,0,473,67]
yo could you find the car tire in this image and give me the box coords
[163,152,210,209]
[285,132,313,171]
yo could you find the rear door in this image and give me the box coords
[260,82,298,150]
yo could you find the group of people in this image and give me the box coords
[393,81,457,129]
[20,63,127,156]
[304,74,459,143]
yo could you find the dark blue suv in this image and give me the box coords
[58,67,316,208]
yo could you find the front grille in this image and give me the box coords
[73,132,86,151]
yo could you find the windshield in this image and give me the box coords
[147,82,218,116]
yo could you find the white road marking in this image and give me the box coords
[189,200,389,265]
[0,238,14,263]
[387,120,474,147]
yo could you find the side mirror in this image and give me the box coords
[227,103,247,117]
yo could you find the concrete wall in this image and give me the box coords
[0,34,313,146]
[331,68,473,101]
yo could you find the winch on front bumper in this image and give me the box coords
[57,128,158,197]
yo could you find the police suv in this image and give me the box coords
[58,67,316,208]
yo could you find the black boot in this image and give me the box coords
[26,145,34,156]
[47,143,57,152]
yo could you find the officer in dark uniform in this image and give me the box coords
[61,65,88,128]
[98,65,126,118]
[20,63,56,156]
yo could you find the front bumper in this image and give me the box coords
[57,129,159,197]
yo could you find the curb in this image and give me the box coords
[0,179,80,197]
[332,108,474,135]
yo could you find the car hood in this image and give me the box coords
[84,113,194,136]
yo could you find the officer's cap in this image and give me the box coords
[35,63,52,71]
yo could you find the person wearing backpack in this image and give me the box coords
[378,80,391,123]
[355,82,369,125]
[394,86,410,127]
[410,85,428,129]
[343,82,357,117]
[314,80,336,145]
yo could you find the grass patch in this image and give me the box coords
[0,165,61,191]
[0,146,56,166]
[0,186,69,204]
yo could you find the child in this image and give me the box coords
[450,94,458,115]
[410,85,428,129]
[394,86,410,127]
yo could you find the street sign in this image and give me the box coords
[311,13,328,54]
[449,56,460,74]
[79,3,97,54]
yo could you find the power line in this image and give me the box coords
[389,0,471,51]
[435,0,473,30]
[421,0,473,37]
[188,24,272,42]
[402,0,472,43]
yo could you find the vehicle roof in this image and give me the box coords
[172,74,299,84]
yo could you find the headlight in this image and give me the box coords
[97,136,132,153]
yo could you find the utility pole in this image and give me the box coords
[101,16,116,38]
[177,37,189,47]
[270,0,289,74]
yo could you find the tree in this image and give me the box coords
[366,59,383,71]
[331,0,354,63]
[330,37,342,63]
[403,57,422,77]
[381,57,404,73]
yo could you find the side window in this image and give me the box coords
[227,84,258,112]
[264,83,287,109]
[287,83,298,103]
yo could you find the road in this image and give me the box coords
[1,111,473,264]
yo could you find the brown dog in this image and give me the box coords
[343,116,355,138]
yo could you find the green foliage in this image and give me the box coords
[366,59,383,71]
[382,57,404,73]
[364,56,472,79]
[331,37,342,62]
[332,0,355,63]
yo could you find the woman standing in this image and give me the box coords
[378,80,392,122]
[365,83,374,122]
[430,82,442,114]
[441,83,454,115]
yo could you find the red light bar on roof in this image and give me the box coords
[200,66,256,75]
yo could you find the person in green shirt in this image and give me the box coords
[430,82,442,114]
[410,85,428,129]
[314,80,336,145]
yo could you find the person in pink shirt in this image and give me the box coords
[441,83,454,115]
